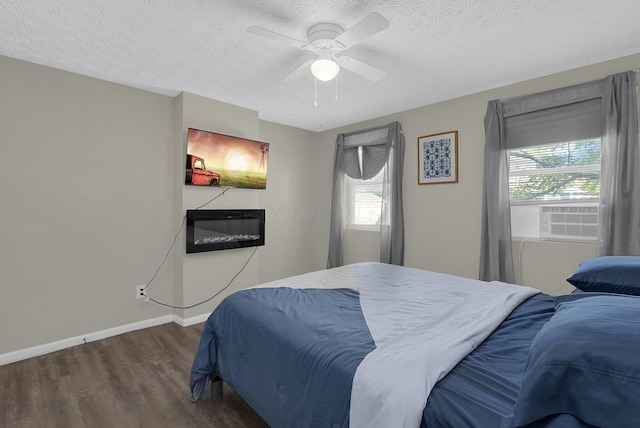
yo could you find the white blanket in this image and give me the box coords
[348,263,540,428]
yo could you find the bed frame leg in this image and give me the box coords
[211,375,223,399]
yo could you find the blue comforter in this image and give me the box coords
[190,287,375,428]
[190,276,640,427]
[190,285,553,428]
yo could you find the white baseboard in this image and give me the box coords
[173,312,210,327]
[0,315,174,366]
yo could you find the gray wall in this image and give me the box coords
[0,56,320,355]
[0,56,175,353]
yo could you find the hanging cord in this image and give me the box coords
[314,58,340,105]
[142,187,230,294]
[193,186,230,210]
[146,246,258,310]
[334,57,339,101]
[141,187,238,310]
[314,77,318,107]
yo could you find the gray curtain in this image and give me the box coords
[598,71,640,255]
[480,70,639,281]
[327,122,405,268]
[327,134,346,267]
[479,101,515,283]
[380,122,405,265]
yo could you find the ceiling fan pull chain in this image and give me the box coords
[314,77,318,107]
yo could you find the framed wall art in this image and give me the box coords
[417,130,458,185]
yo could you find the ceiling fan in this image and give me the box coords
[247,12,390,83]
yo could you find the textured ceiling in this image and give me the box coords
[2,0,640,132]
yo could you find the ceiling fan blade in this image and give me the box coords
[283,59,315,83]
[334,12,390,49]
[337,56,386,82]
[247,25,309,50]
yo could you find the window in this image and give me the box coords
[346,168,384,230]
[509,138,601,241]
[328,122,404,268]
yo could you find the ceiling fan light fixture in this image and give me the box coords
[311,55,340,81]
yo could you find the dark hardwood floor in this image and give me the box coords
[0,322,270,427]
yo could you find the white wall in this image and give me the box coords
[315,52,640,295]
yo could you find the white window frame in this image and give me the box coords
[508,138,601,243]
[345,168,385,231]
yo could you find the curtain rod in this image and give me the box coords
[499,69,638,104]
[341,121,401,138]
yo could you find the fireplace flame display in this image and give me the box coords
[196,234,261,245]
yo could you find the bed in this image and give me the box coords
[190,259,640,428]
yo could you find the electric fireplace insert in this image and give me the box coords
[186,209,265,253]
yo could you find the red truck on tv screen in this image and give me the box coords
[185,154,221,186]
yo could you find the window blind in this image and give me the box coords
[503,80,603,149]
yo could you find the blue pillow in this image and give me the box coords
[513,294,640,427]
[566,256,640,295]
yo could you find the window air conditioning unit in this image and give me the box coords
[540,205,598,241]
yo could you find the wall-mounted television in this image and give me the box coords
[185,128,269,189]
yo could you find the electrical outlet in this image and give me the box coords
[136,285,146,299]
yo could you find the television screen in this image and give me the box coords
[185,128,269,189]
